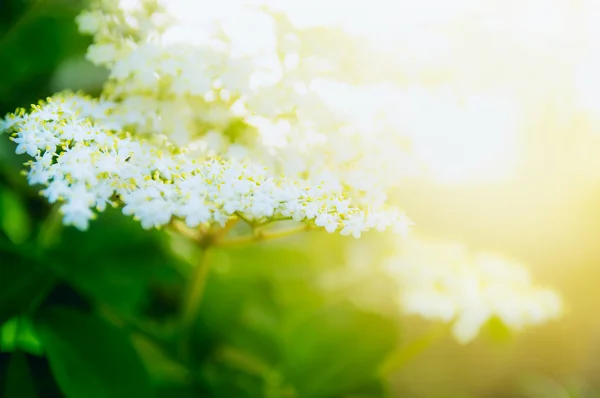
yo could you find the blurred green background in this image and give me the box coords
[2,1,600,397]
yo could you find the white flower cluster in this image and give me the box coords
[0,0,414,236]
[1,94,411,236]
[386,240,563,344]
[73,0,412,204]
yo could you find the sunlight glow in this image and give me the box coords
[399,90,520,184]
[130,0,600,184]
[253,0,597,184]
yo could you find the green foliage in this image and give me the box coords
[0,187,31,244]
[0,249,54,327]
[0,0,91,114]
[0,196,401,398]
[35,306,153,398]
[3,351,38,398]
[1,317,43,355]
[280,303,397,398]
[47,208,185,315]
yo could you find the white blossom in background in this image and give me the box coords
[385,239,563,344]
[0,0,415,236]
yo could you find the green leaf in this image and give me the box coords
[0,187,31,244]
[155,385,198,398]
[198,272,283,366]
[0,0,92,115]
[0,318,19,352]
[131,335,190,386]
[35,306,153,398]
[3,351,38,398]
[0,252,54,326]
[342,378,388,398]
[281,303,398,398]
[47,209,184,314]
[0,317,43,355]
[197,360,269,398]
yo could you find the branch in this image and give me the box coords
[217,224,311,248]
[169,219,202,241]
[178,246,213,361]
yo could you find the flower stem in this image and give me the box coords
[169,219,202,241]
[213,218,239,241]
[218,224,310,248]
[178,245,213,361]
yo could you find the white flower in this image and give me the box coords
[13,132,41,157]
[340,213,367,238]
[87,43,122,65]
[61,122,90,142]
[331,197,350,215]
[28,152,54,185]
[315,212,338,233]
[43,178,70,203]
[60,184,96,230]
[1,113,25,133]
[2,0,413,240]
[178,197,212,228]
[393,213,414,238]
[75,11,104,35]
[385,239,563,344]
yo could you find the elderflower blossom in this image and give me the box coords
[385,240,563,344]
[75,0,412,197]
[0,0,415,236]
[0,0,414,236]
[2,94,410,235]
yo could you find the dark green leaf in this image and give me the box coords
[197,360,268,398]
[0,0,92,115]
[0,187,31,244]
[132,335,190,386]
[47,209,184,314]
[155,385,197,398]
[35,306,153,398]
[0,252,54,326]
[342,378,388,398]
[1,317,43,355]
[281,303,398,398]
[3,351,38,398]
